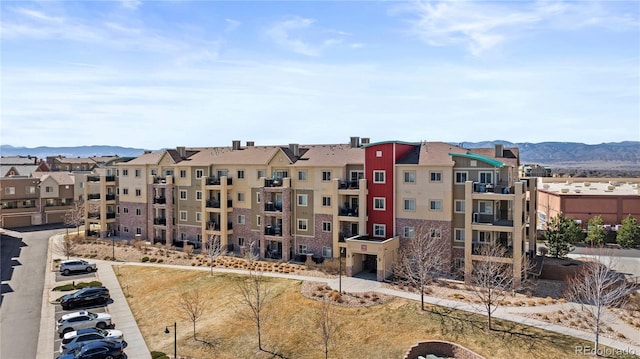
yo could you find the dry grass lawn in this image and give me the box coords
[115,265,612,359]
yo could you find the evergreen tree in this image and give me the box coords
[616,215,640,248]
[544,213,582,258]
[586,215,607,246]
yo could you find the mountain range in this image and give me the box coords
[2,141,639,169]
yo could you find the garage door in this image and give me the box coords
[47,212,66,224]
[2,215,32,228]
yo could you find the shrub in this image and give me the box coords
[141,256,150,263]
[157,259,164,263]
[149,258,157,263]
[538,247,549,257]
[151,351,169,359]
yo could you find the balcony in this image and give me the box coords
[264,178,283,187]
[105,194,116,201]
[206,199,232,208]
[153,196,166,204]
[87,193,100,200]
[106,212,116,219]
[153,177,170,184]
[87,175,100,182]
[338,180,360,190]
[105,175,115,182]
[154,217,167,225]
[264,225,282,236]
[264,201,282,212]
[339,206,358,217]
[471,243,513,258]
[338,231,356,242]
[473,182,511,194]
[88,212,100,219]
[45,200,71,207]
[206,222,233,231]
[206,177,232,186]
[472,213,514,227]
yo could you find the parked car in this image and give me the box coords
[60,260,97,275]
[56,340,124,359]
[60,287,110,310]
[57,311,112,336]
[60,327,124,354]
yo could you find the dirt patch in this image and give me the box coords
[300,281,394,307]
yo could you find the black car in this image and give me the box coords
[56,340,124,359]
[61,287,110,310]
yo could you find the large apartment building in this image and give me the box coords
[86,138,535,286]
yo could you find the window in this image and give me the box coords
[45,186,53,193]
[322,246,332,258]
[478,231,491,243]
[217,170,228,178]
[122,188,129,195]
[180,190,187,200]
[454,258,465,271]
[257,216,261,226]
[455,200,465,213]
[237,170,245,179]
[273,170,288,179]
[455,171,468,184]
[373,170,385,183]
[151,169,157,176]
[238,237,245,247]
[373,224,386,238]
[238,215,245,224]
[454,228,465,242]
[429,200,442,211]
[479,171,493,184]
[298,170,307,181]
[404,171,415,183]
[122,169,128,176]
[179,211,187,221]
[195,169,204,179]
[4,187,15,195]
[404,199,415,211]
[376,150,383,157]
[26,186,35,194]
[298,244,308,254]
[404,227,415,238]
[196,191,202,200]
[196,212,202,222]
[297,194,308,206]
[123,207,129,214]
[256,192,260,203]
[165,169,174,176]
[136,208,141,215]
[374,197,385,210]
[479,201,493,214]
[322,171,331,181]
[430,228,441,238]
[135,169,141,177]
[298,219,308,231]
[136,227,142,235]
[123,227,129,233]
[322,196,331,207]
[237,192,245,202]
[181,233,187,240]
[322,221,331,232]
[257,170,265,179]
[180,170,187,178]
[430,171,442,182]
[135,189,141,197]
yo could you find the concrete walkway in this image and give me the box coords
[39,236,640,358]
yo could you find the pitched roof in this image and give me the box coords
[396,142,468,166]
[1,165,40,177]
[0,156,39,165]
[37,172,75,185]
[121,151,165,165]
[471,147,519,167]
[186,146,282,166]
[291,144,364,167]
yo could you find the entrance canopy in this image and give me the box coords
[345,235,399,281]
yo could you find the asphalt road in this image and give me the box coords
[1,227,61,359]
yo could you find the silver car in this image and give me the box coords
[60,327,124,354]
[60,259,97,275]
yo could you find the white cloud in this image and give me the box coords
[225,18,241,33]
[394,0,639,55]
[120,0,142,10]
[265,17,320,56]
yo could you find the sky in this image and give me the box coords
[1,0,639,149]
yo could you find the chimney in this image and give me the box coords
[246,141,255,147]
[144,150,152,154]
[289,143,300,157]
[361,138,370,145]
[494,144,504,158]
[232,140,241,150]
[350,136,360,148]
[177,146,186,158]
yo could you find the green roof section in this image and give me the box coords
[448,152,504,168]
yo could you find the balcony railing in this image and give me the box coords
[88,212,100,219]
[339,231,356,242]
[153,177,169,184]
[206,177,232,186]
[471,243,513,258]
[105,194,116,201]
[264,202,282,212]
[106,212,116,219]
[87,193,100,200]
[473,182,511,194]
[264,178,283,187]
[472,213,514,227]
[264,225,282,236]
[153,197,166,204]
[154,217,167,225]
[206,199,220,208]
[87,175,100,182]
[338,180,360,190]
[207,222,233,231]
[105,175,116,182]
[339,206,358,217]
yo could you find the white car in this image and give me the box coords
[59,259,97,275]
[56,311,112,336]
[60,327,124,354]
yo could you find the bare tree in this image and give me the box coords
[55,235,77,260]
[179,289,207,339]
[393,224,448,310]
[235,269,272,351]
[315,297,339,359]
[64,200,85,238]
[564,251,637,353]
[206,234,226,275]
[466,244,513,331]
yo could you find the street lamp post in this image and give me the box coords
[164,322,177,359]
[339,247,345,293]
